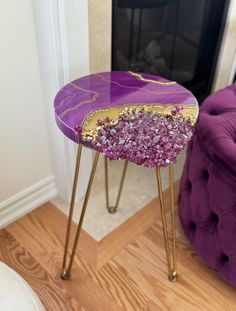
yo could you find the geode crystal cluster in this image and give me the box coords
[75,108,193,168]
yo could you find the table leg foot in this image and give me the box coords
[104,157,128,214]
[169,271,177,282]
[61,270,70,280]
[108,206,117,214]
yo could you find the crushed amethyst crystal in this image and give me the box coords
[78,108,193,168]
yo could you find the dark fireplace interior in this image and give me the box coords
[112,0,229,102]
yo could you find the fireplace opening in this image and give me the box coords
[112,0,230,102]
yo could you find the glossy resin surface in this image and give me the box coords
[54,71,198,167]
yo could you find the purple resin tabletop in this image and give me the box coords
[54,71,198,167]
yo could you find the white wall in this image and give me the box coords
[213,0,236,90]
[32,0,92,203]
[0,0,56,225]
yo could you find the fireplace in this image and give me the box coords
[112,0,230,102]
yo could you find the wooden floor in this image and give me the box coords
[0,202,236,311]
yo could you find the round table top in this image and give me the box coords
[54,71,198,167]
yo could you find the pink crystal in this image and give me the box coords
[82,109,193,168]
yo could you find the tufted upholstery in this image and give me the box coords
[179,83,236,287]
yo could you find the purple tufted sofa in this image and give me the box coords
[179,83,236,287]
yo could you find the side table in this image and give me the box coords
[54,71,198,282]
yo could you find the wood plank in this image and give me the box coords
[113,215,236,311]
[143,300,166,311]
[2,194,236,311]
[7,180,179,271]
[0,229,82,311]
[6,203,148,311]
[97,180,180,268]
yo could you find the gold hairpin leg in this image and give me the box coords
[156,163,177,282]
[169,163,177,279]
[104,157,128,213]
[61,146,100,280]
[61,144,82,279]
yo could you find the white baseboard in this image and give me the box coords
[0,175,58,228]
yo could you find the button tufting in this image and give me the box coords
[179,83,236,287]
[187,181,192,191]
[220,253,230,263]
[211,213,219,223]
[209,110,219,116]
[190,222,197,230]
[201,170,209,181]
[189,139,193,151]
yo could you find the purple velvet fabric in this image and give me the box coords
[179,83,236,287]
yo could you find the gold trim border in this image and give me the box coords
[81,104,198,140]
[128,71,177,85]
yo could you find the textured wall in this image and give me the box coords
[88,0,112,73]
